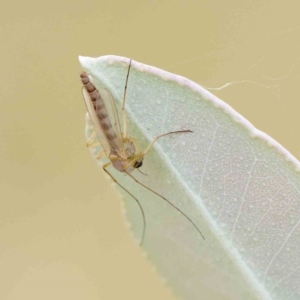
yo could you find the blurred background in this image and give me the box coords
[1,1,300,299]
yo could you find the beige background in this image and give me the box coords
[1,1,300,299]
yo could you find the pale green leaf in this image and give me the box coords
[79,55,300,300]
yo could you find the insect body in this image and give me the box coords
[81,72,143,173]
[80,59,205,244]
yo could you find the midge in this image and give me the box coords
[80,59,205,244]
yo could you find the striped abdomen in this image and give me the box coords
[80,72,118,149]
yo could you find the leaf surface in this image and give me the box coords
[79,55,300,300]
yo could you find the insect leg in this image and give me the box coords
[96,150,105,160]
[125,171,205,240]
[121,59,132,139]
[143,130,193,156]
[88,141,101,148]
[86,131,98,147]
[103,162,146,245]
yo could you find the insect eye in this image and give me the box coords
[134,160,143,168]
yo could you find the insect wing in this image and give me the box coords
[98,88,124,151]
[82,87,112,156]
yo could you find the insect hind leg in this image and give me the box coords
[125,171,205,241]
[102,162,146,245]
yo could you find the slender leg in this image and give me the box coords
[96,150,105,160]
[143,130,193,156]
[86,131,97,147]
[125,171,205,240]
[88,141,101,148]
[103,162,146,245]
[121,59,132,139]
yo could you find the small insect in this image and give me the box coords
[80,59,205,245]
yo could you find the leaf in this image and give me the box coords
[79,55,300,300]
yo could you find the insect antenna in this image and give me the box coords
[137,169,148,176]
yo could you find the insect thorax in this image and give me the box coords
[110,139,142,173]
